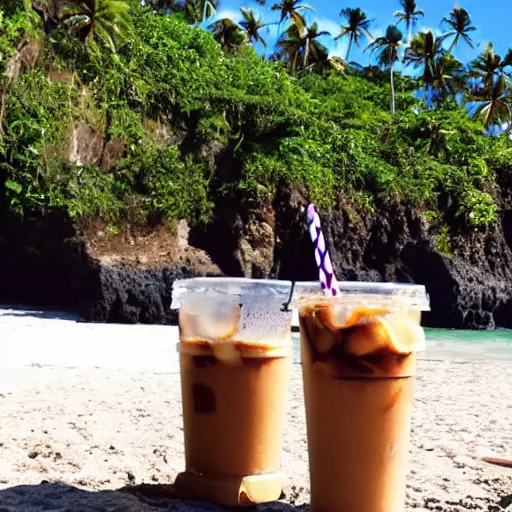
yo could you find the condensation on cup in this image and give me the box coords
[171,277,294,506]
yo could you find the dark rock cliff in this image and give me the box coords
[190,185,512,330]
[0,213,222,324]
[2,187,512,329]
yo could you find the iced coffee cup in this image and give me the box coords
[171,277,293,506]
[294,281,430,512]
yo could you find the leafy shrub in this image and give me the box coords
[433,224,452,255]
[1,4,510,233]
[457,188,497,227]
[118,144,213,225]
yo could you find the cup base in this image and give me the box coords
[174,470,283,506]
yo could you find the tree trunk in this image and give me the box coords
[346,35,353,61]
[303,38,310,68]
[407,21,412,44]
[31,0,61,32]
[390,62,396,115]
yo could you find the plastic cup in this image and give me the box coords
[171,277,293,506]
[294,281,430,512]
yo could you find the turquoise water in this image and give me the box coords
[292,328,512,362]
[420,327,512,361]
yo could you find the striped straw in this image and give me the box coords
[306,204,339,296]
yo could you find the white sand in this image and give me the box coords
[0,308,511,511]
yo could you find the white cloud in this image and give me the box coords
[316,17,340,38]
[416,25,443,37]
[200,8,242,27]
[372,27,383,39]
[328,45,347,59]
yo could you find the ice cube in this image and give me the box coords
[316,304,351,332]
[344,321,390,356]
[198,301,241,340]
[344,316,426,356]
[179,310,200,339]
[179,298,241,341]
[318,304,390,332]
[181,295,204,316]
[304,313,339,354]
[212,341,242,365]
[387,318,426,353]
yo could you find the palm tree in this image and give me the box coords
[60,0,132,54]
[366,25,404,114]
[271,0,313,37]
[393,0,424,44]
[300,21,330,71]
[468,43,512,129]
[470,73,512,130]
[336,7,373,61]
[469,42,512,90]
[440,5,476,52]
[504,47,512,70]
[209,17,247,53]
[275,18,330,73]
[183,0,218,24]
[431,51,465,103]
[148,0,184,15]
[274,20,307,72]
[404,30,465,106]
[239,8,267,48]
[404,30,443,86]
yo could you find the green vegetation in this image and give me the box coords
[433,224,452,256]
[1,0,512,236]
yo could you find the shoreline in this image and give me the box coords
[2,307,512,373]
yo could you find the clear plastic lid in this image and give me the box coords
[292,280,430,311]
[171,277,293,309]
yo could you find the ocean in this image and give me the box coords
[291,328,512,363]
[421,327,512,361]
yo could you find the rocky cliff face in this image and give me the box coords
[0,213,222,324]
[189,185,512,330]
[3,183,511,329]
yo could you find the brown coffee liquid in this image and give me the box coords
[300,307,420,512]
[180,339,292,478]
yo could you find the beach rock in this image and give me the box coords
[0,213,222,324]
[267,190,512,330]
[76,263,196,324]
[3,186,512,329]
[74,221,223,323]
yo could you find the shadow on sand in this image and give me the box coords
[0,482,308,512]
[497,493,512,509]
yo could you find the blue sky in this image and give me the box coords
[203,0,512,70]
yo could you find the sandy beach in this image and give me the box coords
[0,309,511,511]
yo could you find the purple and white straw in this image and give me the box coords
[306,204,339,297]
